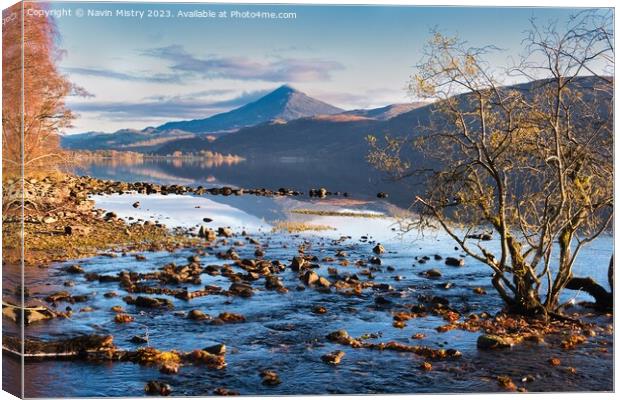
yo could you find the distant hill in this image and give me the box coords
[155,84,344,134]
[61,127,196,152]
[343,102,428,120]
[158,76,610,163]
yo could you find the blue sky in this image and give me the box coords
[46,2,590,133]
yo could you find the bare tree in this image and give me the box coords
[368,11,613,316]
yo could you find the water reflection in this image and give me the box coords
[75,157,418,208]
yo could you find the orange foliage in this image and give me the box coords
[2,2,75,176]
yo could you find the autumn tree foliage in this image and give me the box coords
[2,2,75,176]
[368,11,613,316]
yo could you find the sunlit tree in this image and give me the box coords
[2,2,76,176]
[368,10,613,316]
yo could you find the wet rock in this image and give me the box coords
[188,310,210,321]
[265,276,285,291]
[434,254,443,260]
[111,305,124,313]
[104,291,117,298]
[130,335,149,344]
[254,248,265,257]
[377,192,388,199]
[422,269,442,278]
[466,232,492,241]
[132,201,140,208]
[114,313,134,323]
[374,296,392,306]
[420,361,433,371]
[217,312,246,323]
[144,381,171,396]
[477,334,513,349]
[213,387,239,396]
[218,227,234,238]
[63,280,75,287]
[203,343,226,355]
[317,277,331,288]
[198,226,217,241]
[291,256,307,271]
[312,305,327,314]
[321,350,345,365]
[473,287,487,295]
[497,375,517,391]
[302,270,319,285]
[373,244,385,254]
[548,357,561,366]
[160,363,179,374]
[202,217,213,223]
[335,250,348,258]
[228,282,254,298]
[131,296,173,309]
[45,291,72,303]
[445,257,465,267]
[65,264,84,274]
[369,256,382,265]
[260,370,281,386]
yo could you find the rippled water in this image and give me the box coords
[4,191,614,397]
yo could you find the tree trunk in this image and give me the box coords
[565,276,613,311]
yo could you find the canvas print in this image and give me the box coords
[1,1,614,398]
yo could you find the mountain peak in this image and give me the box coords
[155,85,343,134]
[275,84,296,92]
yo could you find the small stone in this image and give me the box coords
[65,264,84,274]
[420,361,433,371]
[188,309,210,320]
[473,287,487,295]
[321,350,345,365]
[42,216,57,224]
[144,381,171,396]
[260,370,281,386]
[203,343,226,355]
[114,313,134,323]
[423,269,442,278]
[130,335,148,344]
[445,257,465,267]
[373,244,385,254]
[312,305,327,314]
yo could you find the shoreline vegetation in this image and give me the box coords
[71,149,246,165]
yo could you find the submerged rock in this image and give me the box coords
[144,381,171,396]
[321,350,345,365]
[260,370,281,386]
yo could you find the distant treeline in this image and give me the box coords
[71,149,245,162]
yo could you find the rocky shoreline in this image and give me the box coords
[1,173,614,395]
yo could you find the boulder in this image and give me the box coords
[373,244,385,254]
